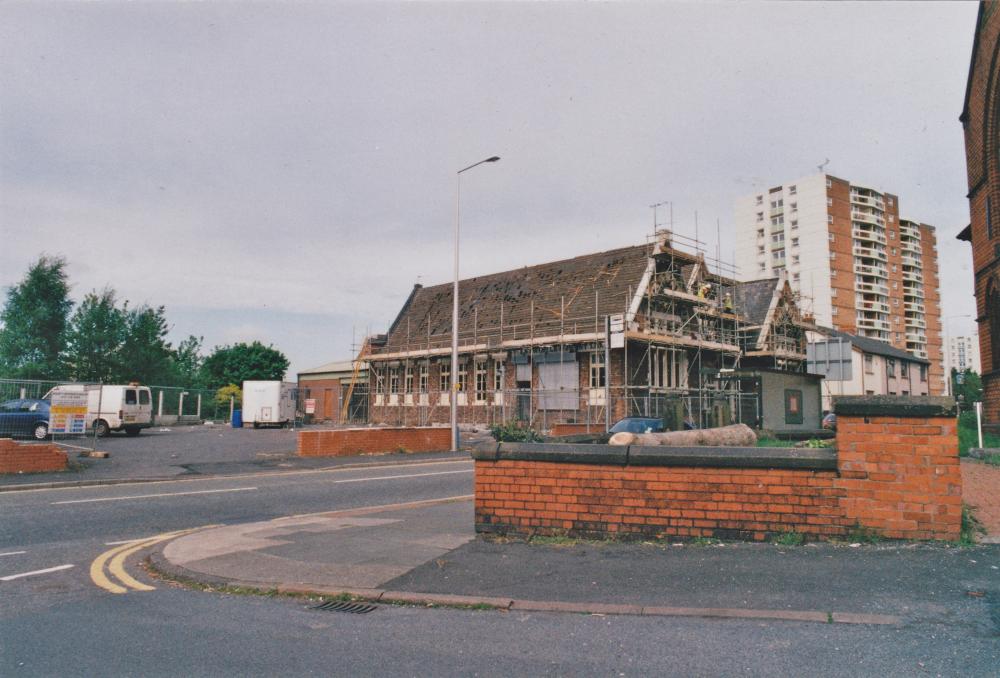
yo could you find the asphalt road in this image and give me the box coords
[2,459,998,676]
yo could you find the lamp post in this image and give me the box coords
[452,156,501,452]
[944,314,971,397]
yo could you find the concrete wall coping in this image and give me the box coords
[471,442,837,470]
[833,395,957,418]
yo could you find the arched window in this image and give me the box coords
[989,279,1000,371]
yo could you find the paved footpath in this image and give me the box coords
[963,459,1000,541]
[153,495,1000,632]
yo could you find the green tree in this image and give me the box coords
[118,304,174,384]
[201,341,289,389]
[171,335,205,387]
[0,255,73,378]
[63,288,126,382]
[215,383,242,409]
[952,368,983,409]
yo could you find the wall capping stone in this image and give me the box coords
[833,395,956,417]
[471,442,836,470]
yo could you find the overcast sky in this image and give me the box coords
[0,1,981,378]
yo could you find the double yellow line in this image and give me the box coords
[90,527,214,594]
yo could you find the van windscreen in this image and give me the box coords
[125,389,137,405]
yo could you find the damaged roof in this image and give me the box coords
[379,244,651,353]
[734,278,781,325]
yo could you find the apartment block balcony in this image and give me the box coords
[900,238,922,254]
[853,245,887,261]
[857,317,892,332]
[769,206,784,218]
[852,226,886,245]
[904,301,925,313]
[906,331,927,345]
[858,299,891,314]
[902,269,923,284]
[851,210,884,227]
[899,222,920,239]
[770,222,785,234]
[901,254,921,268]
[854,262,888,277]
[906,316,927,330]
[856,281,890,296]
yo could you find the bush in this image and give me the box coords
[489,421,542,443]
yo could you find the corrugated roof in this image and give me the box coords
[298,360,368,376]
[378,244,651,353]
[815,327,929,364]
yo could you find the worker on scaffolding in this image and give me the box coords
[723,293,733,312]
[697,283,712,300]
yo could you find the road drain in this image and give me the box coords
[312,600,379,614]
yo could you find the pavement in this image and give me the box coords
[150,494,1000,631]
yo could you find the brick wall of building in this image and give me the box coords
[919,225,945,395]
[827,177,857,334]
[0,439,68,474]
[474,397,961,542]
[962,3,1000,423]
[298,426,451,457]
[548,422,603,436]
[298,377,342,422]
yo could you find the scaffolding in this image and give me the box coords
[360,224,809,431]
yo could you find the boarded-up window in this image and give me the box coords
[537,361,578,410]
[784,389,803,425]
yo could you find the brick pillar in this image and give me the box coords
[834,396,962,541]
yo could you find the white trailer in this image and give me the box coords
[242,381,297,428]
[46,383,153,436]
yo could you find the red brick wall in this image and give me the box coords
[475,410,962,541]
[0,439,68,474]
[476,461,844,541]
[836,414,962,540]
[963,4,1000,421]
[549,423,602,436]
[298,426,451,457]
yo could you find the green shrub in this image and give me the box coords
[490,421,542,443]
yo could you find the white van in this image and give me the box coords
[47,384,153,436]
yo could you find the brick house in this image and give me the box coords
[364,235,814,431]
[296,360,368,424]
[959,1,1000,425]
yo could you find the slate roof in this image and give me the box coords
[298,360,367,377]
[816,326,929,364]
[378,244,652,353]
[734,278,780,325]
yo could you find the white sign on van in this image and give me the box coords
[50,391,88,434]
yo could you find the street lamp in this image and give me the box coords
[452,155,501,452]
[944,314,971,397]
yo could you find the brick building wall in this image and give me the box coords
[298,426,450,457]
[919,225,945,394]
[962,3,1000,423]
[0,439,68,474]
[827,177,857,334]
[298,377,342,422]
[474,396,961,542]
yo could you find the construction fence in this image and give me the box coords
[0,378,224,441]
[364,385,761,433]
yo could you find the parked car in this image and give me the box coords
[822,412,837,431]
[609,417,666,434]
[0,398,51,440]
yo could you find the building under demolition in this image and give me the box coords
[358,233,817,431]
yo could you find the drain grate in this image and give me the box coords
[312,600,379,614]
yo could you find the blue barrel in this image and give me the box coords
[232,409,243,428]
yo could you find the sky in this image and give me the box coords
[0,1,982,378]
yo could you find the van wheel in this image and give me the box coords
[94,420,110,437]
[33,422,49,440]
[125,426,141,436]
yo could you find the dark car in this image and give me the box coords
[822,412,836,431]
[0,398,50,440]
[609,417,666,434]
